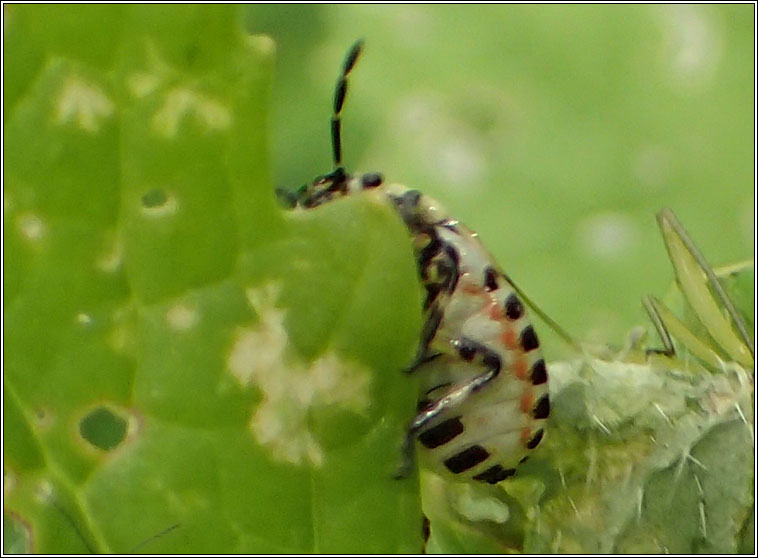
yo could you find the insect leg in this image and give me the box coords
[404,304,443,374]
[642,295,675,356]
[405,242,461,373]
[643,295,726,369]
[396,338,502,478]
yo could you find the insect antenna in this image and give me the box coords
[331,39,364,170]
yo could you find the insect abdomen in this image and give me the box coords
[396,195,549,483]
[413,306,549,484]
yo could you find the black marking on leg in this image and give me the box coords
[420,243,459,308]
[472,464,517,484]
[416,398,433,412]
[483,266,499,291]
[423,284,442,311]
[442,244,460,293]
[418,234,443,303]
[422,515,430,545]
[530,359,548,385]
[421,381,452,400]
[418,417,464,449]
[405,351,442,375]
[526,428,544,449]
[418,231,442,273]
[454,338,502,384]
[443,445,490,474]
[519,456,529,464]
[520,325,539,352]
[405,306,443,374]
[532,394,550,419]
[420,305,442,344]
[504,293,524,320]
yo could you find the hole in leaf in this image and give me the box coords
[140,189,177,218]
[33,407,53,430]
[141,188,168,208]
[78,406,128,451]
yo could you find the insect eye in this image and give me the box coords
[361,172,384,189]
[392,189,421,211]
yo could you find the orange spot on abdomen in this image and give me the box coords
[501,328,518,350]
[462,282,480,295]
[520,388,534,414]
[488,300,502,320]
[512,358,528,380]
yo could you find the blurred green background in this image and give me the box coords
[246,4,754,358]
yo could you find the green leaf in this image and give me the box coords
[4,5,422,553]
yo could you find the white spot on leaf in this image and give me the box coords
[152,87,231,138]
[245,33,275,57]
[96,238,122,273]
[166,304,198,331]
[34,480,53,503]
[127,72,161,98]
[17,213,45,241]
[228,283,371,467]
[108,306,138,356]
[75,313,93,327]
[4,470,16,496]
[55,76,114,132]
